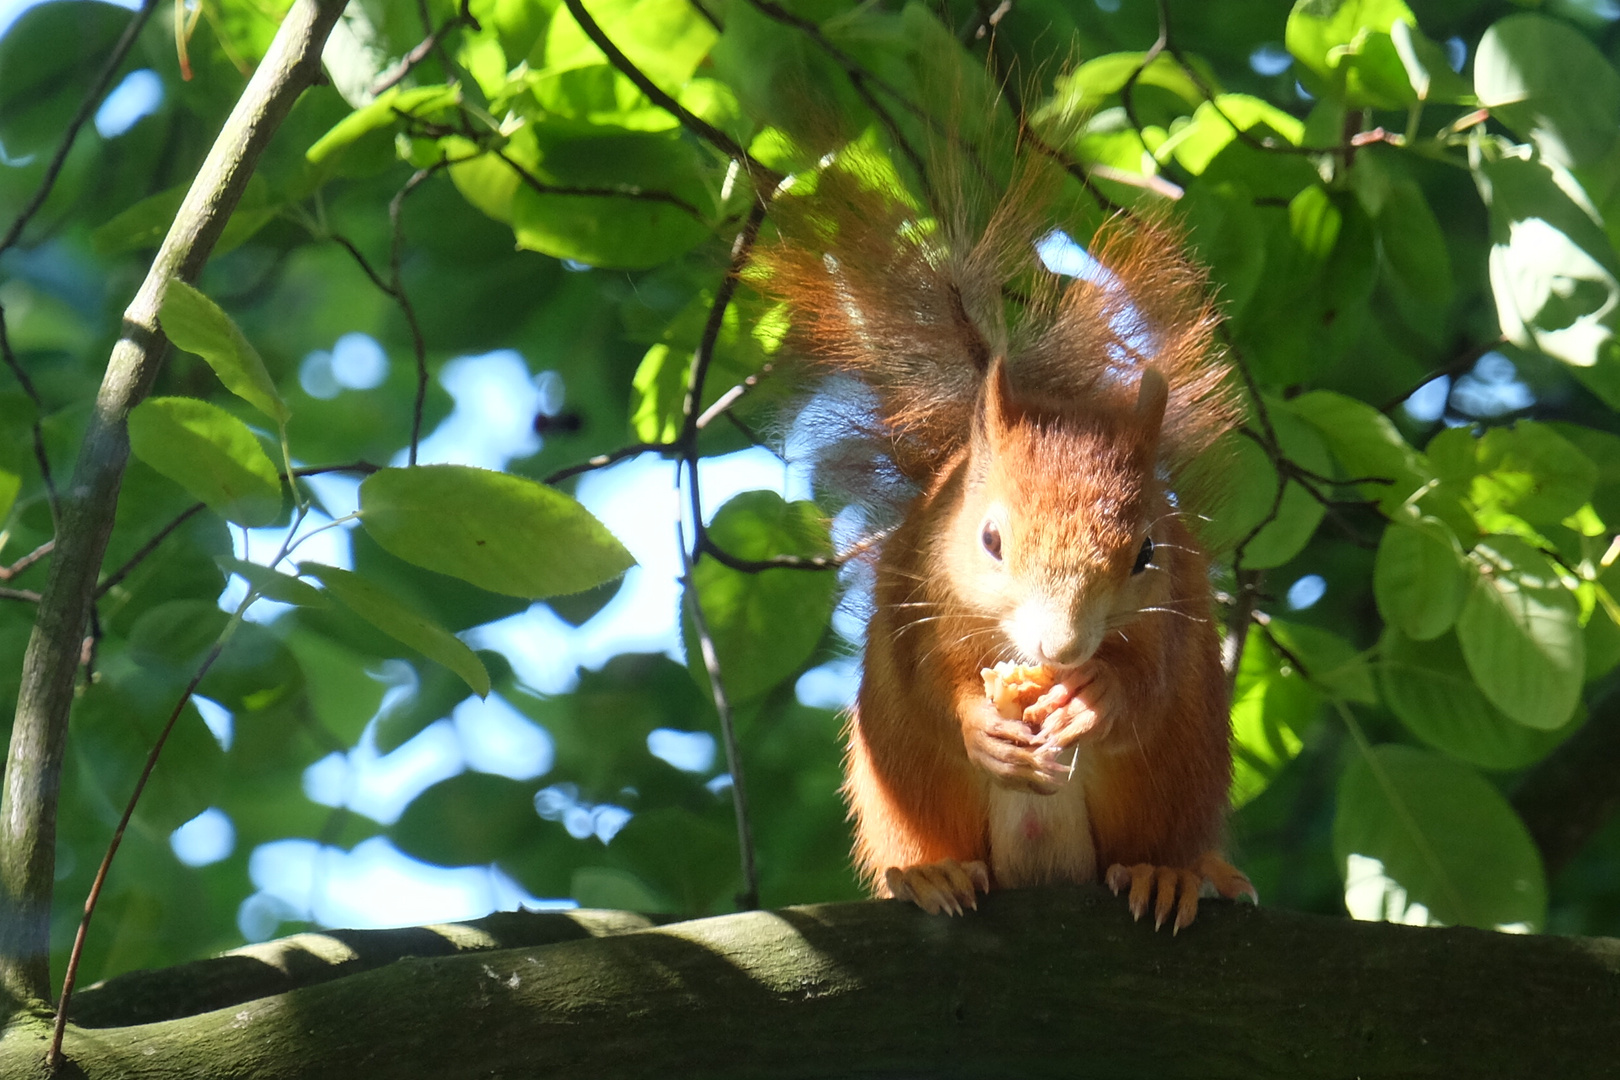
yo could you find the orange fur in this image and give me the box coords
[753,126,1246,918]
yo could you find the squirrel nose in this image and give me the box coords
[1039,625,1102,668]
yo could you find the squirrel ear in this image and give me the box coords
[1134,366,1169,441]
[982,356,1015,434]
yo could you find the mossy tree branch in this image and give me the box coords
[0,0,348,1012]
[3,892,1617,1078]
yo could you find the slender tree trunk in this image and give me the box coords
[0,0,347,1010]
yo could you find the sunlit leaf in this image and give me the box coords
[682,491,836,703]
[214,556,327,609]
[1457,536,1583,731]
[1476,13,1620,170]
[359,464,634,599]
[1378,627,1577,770]
[160,281,289,425]
[127,397,283,527]
[1374,516,1468,641]
[299,562,490,697]
[1334,743,1546,931]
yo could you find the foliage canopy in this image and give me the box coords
[4,0,1620,1012]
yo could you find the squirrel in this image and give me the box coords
[752,125,1257,932]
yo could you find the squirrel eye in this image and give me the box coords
[1132,536,1155,575]
[981,520,1003,561]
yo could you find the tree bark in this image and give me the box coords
[1,890,1615,1079]
[0,0,346,1011]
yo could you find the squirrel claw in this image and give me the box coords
[886,859,990,916]
[1105,856,1249,933]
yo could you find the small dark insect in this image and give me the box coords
[534,410,585,435]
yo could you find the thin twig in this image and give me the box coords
[543,443,671,487]
[370,0,481,95]
[0,0,163,255]
[290,461,382,478]
[49,637,226,1066]
[701,535,839,573]
[1221,568,1259,694]
[0,587,40,604]
[390,166,443,466]
[494,150,708,220]
[1119,0,1172,137]
[696,362,776,430]
[560,0,779,186]
[0,304,59,524]
[0,540,53,582]
[95,503,205,598]
[1378,337,1502,414]
[678,522,759,910]
[676,203,771,904]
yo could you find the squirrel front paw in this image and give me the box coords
[885,859,991,916]
[963,711,1069,794]
[1105,854,1258,934]
[1030,662,1114,752]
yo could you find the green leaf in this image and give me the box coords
[0,466,18,522]
[0,0,135,155]
[682,491,836,703]
[1230,631,1319,809]
[1387,18,1472,105]
[1268,620,1376,704]
[1334,743,1546,931]
[1374,516,1468,641]
[1201,407,1331,568]
[1285,0,1454,109]
[509,121,714,270]
[359,464,634,598]
[1288,390,1430,512]
[1052,52,1208,116]
[127,397,283,527]
[72,675,225,834]
[160,281,289,425]
[1475,13,1620,171]
[305,84,462,177]
[1378,627,1577,770]
[1473,146,1620,391]
[299,562,490,697]
[1456,536,1583,731]
[1368,167,1454,310]
[214,556,327,609]
[391,772,542,865]
[1161,94,1304,176]
[541,0,717,89]
[93,177,278,258]
[602,806,738,914]
[1470,421,1597,527]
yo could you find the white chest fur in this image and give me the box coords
[986,758,1097,888]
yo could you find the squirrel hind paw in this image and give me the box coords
[1105,857,1253,934]
[1194,853,1259,905]
[885,859,991,916]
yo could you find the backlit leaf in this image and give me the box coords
[299,562,490,698]
[127,397,282,527]
[360,464,634,598]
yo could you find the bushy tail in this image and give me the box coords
[750,133,1240,498]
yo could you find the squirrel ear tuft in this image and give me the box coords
[979,356,1017,446]
[1134,366,1169,441]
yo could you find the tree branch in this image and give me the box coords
[17,892,1620,1078]
[0,0,348,1011]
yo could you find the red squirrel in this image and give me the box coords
[754,140,1254,931]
